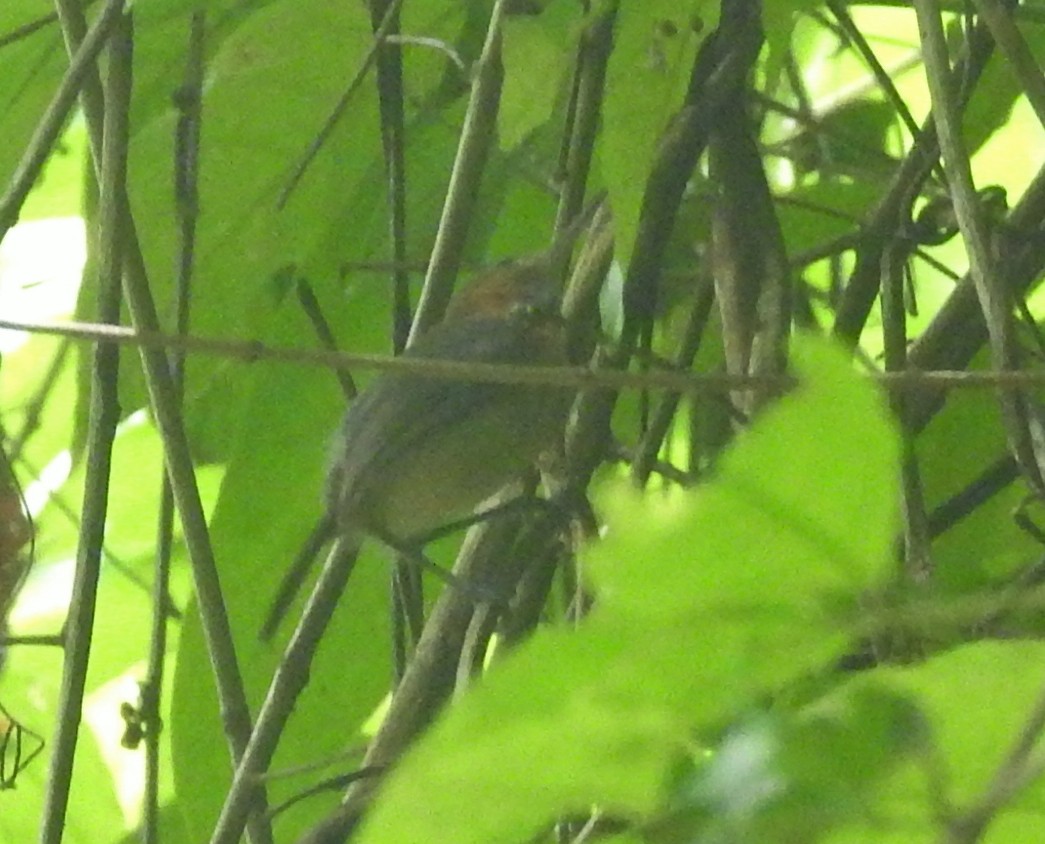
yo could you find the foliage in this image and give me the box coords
[2,1,1045,843]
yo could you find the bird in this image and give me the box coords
[324,262,571,545]
[259,206,598,640]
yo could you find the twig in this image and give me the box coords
[941,676,1045,842]
[407,0,508,341]
[827,0,923,139]
[882,228,933,581]
[0,0,125,239]
[207,538,362,844]
[366,0,411,352]
[365,0,415,676]
[276,0,405,210]
[554,1,615,232]
[0,633,64,647]
[632,274,715,484]
[139,12,206,844]
[295,280,356,399]
[7,341,72,465]
[914,0,1043,497]
[832,15,995,347]
[16,315,1045,393]
[969,0,1045,128]
[0,11,58,50]
[40,11,130,842]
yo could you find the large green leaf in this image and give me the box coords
[351,335,900,844]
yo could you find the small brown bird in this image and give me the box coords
[260,207,598,639]
[323,259,572,546]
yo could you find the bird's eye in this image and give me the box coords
[508,301,540,321]
[513,299,562,324]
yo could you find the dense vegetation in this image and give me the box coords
[3,1,1045,843]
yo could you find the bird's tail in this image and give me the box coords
[259,512,338,641]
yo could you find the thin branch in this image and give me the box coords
[139,12,206,844]
[407,0,508,342]
[295,279,357,399]
[384,34,465,72]
[0,11,58,50]
[882,229,934,581]
[969,0,1045,128]
[40,11,130,841]
[0,633,64,647]
[826,0,922,139]
[13,315,1045,393]
[833,14,996,347]
[914,0,1043,495]
[942,676,1045,842]
[0,0,126,239]
[276,0,405,210]
[366,0,411,352]
[367,0,416,680]
[632,274,715,484]
[207,539,362,844]
[554,1,616,231]
[7,340,72,464]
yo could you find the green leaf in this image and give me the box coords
[829,641,1045,843]
[601,1,716,265]
[593,335,899,619]
[19,119,87,221]
[918,353,1037,594]
[0,4,66,216]
[0,645,126,844]
[76,0,385,461]
[352,334,900,844]
[648,687,925,843]
[500,2,579,149]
